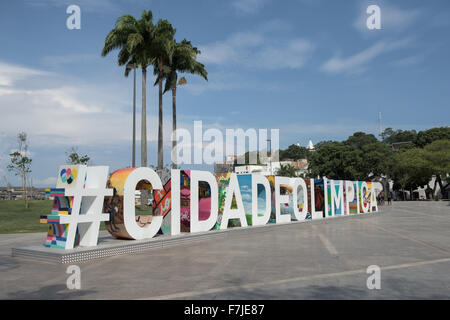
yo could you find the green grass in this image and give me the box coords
[0,199,154,234]
[0,200,52,234]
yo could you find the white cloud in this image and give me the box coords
[0,60,189,186]
[354,2,423,33]
[321,38,412,75]
[0,60,159,148]
[0,62,49,87]
[391,54,424,67]
[200,31,313,70]
[241,191,252,203]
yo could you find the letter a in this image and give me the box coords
[366,265,381,289]
[66,265,81,290]
[66,5,81,30]
[366,5,381,30]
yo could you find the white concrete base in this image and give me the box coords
[12,211,381,264]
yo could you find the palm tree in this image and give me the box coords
[125,62,137,167]
[101,10,156,169]
[102,10,156,210]
[156,39,208,168]
[276,164,297,177]
[151,19,176,169]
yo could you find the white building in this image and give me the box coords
[307,140,315,150]
[234,160,309,176]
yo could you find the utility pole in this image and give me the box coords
[267,137,272,175]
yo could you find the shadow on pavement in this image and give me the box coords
[7,284,97,299]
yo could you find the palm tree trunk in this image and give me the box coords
[172,86,177,169]
[157,57,163,170]
[132,65,136,168]
[141,67,147,167]
[141,66,148,210]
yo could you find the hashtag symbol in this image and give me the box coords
[59,165,112,249]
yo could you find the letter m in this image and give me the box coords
[226,128,257,165]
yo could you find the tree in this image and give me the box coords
[157,39,208,169]
[151,19,176,169]
[358,142,395,179]
[307,142,363,180]
[66,147,90,165]
[413,127,450,148]
[381,128,417,144]
[392,148,433,200]
[307,134,395,194]
[422,139,450,198]
[102,10,156,169]
[102,10,157,210]
[279,144,309,161]
[7,132,32,208]
[380,128,395,142]
[276,164,297,177]
[345,132,378,149]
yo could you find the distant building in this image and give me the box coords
[214,162,235,174]
[0,187,48,200]
[306,140,315,151]
[234,160,309,177]
[214,141,314,176]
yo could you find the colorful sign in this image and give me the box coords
[41,165,379,250]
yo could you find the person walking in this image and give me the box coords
[387,191,392,205]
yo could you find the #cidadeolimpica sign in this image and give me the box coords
[40,165,379,250]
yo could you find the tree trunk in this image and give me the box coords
[132,66,136,168]
[141,67,147,167]
[29,176,33,200]
[427,182,434,200]
[382,177,388,201]
[157,57,163,170]
[141,67,148,210]
[432,177,438,199]
[23,170,28,209]
[436,175,446,199]
[172,86,177,169]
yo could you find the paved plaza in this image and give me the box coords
[1,201,449,299]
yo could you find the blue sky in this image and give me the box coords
[0,0,449,186]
